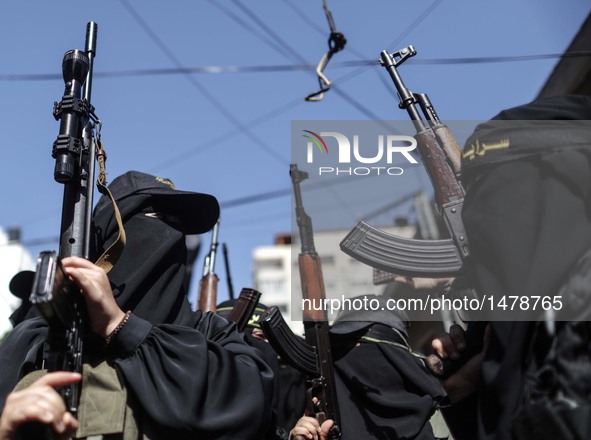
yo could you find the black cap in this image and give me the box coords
[95,170,220,234]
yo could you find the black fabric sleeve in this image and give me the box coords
[107,312,275,439]
[439,392,478,440]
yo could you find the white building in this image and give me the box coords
[252,233,302,334]
[0,227,36,338]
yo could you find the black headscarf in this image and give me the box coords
[459,95,591,440]
[92,171,219,326]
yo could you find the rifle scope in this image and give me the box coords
[52,49,89,183]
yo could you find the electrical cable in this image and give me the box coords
[119,0,287,165]
[1,52,588,82]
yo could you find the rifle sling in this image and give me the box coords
[94,139,126,273]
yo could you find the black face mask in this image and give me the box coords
[94,198,194,326]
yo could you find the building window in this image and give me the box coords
[258,279,286,293]
[255,258,284,270]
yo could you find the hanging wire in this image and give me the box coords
[305,0,347,101]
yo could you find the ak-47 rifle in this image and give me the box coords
[340,45,469,277]
[197,218,220,312]
[260,164,341,440]
[339,46,484,379]
[26,22,100,433]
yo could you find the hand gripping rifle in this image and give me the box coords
[24,23,100,436]
[340,45,469,277]
[259,164,341,440]
[197,218,220,313]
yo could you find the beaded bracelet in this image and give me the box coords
[105,311,132,346]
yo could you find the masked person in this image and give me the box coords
[0,171,274,440]
[290,294,449,440]
[439,95,591,440]
[217,300,306,440]
[332,294,449,440]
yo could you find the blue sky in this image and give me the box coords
[0,0,589,305]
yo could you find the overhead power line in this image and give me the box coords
[2,51,588,82]
[119,0,287,165]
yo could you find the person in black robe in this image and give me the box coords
[439,95,591,440]
[0,170,274,439]
[217,300,306,440]
[290,294,449,440]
